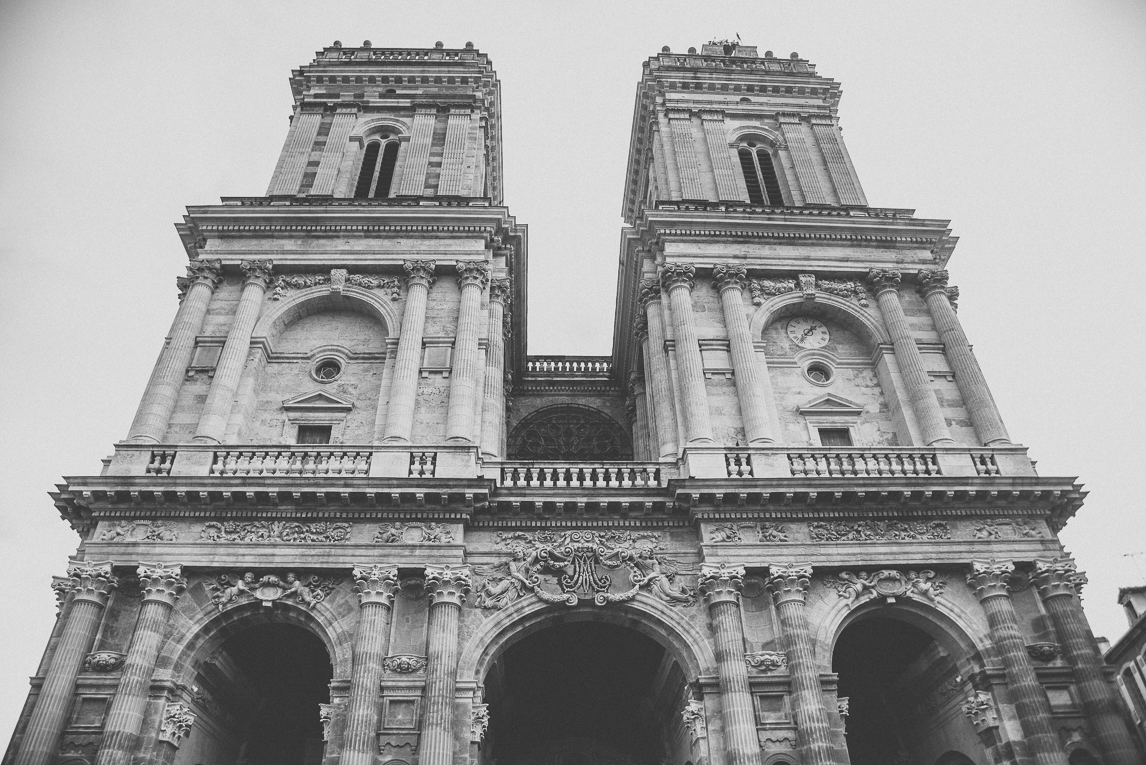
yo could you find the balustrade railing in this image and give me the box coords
[501,463,661,489]
[211,449,372,477]
[787,451,941,477]
[524,356,613,377]
[146,451,175,476]
[409,451,437,478]
[972,452,1000,476]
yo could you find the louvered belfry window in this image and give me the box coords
[738,145,784,206]
[354,139,399,199]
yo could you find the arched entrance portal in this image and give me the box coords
[482,621,691,765]
[175,622,332,765]
[833,615,985,765]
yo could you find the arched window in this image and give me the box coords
[738,143,784,205]
[507,405,631,460]
[354,138,399,198]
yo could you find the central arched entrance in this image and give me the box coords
[481,621,690,765]
[832,612,986,765]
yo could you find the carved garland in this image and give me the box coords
[207,572,339,610]
[271,270,401,300]
[824,569,947,604]
[200,521,351,543]
[748,273,869,306]
[374,522,454,544]
[809,520,951,542]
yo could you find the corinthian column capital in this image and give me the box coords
[65,561,119,606]
[489,278,512,306]
[404,259,437,288]
[916,269,950,297]
[425,564,472,607]
[866,268,902,295]
[712,264,749,293]
[1033,557,1088,600]
[353,564,399,607]
[638,279,661,311]
[966,559,1017,600]
[627,372,646,398]
[766,563,813,606]
[456,261,491,289]
[137,563,187,607]
[633,313,649,343]
[699,563,745,605]
[240,259,274,288]
[659,263,697,292]
[176,259,223,297]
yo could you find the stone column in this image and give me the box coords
[342,565,399,765]
[480,278,511,458]
[194,259,273,443]
[15,562,118,765]
[398,104,437,196]
[713,265,774,444]
[659,264,713,444]
[765,564,836,765]
[967,561,1068,765]
[698,564,762,765]
[420,565,472,765]
[867,269,952,445]
[383,261,436,442]
[628,373,651,461]
[635,285,678,458]
[446,262,490,443]
[95,565,186,765]
[1034,558,1143,765]
[128,260,223,442]
[917,270,1011,445]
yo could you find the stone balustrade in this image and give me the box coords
[211,449,372,477]
[523,356,613,377]
[500,463,662,489]
[787,451,941,478]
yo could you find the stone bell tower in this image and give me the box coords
[5,38,1143,765]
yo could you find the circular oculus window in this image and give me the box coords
[805,362,833,385]
[312,358,343,383]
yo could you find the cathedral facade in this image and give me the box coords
[4,40,1140,765]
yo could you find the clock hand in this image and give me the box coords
[801,323,820,339]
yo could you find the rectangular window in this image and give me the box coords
[818,428,853,447]
[297,425,332,445]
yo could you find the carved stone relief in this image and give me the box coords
[271,272,400,300]
[475,530,694,609]
[707,522,789,543]
[157,702,196,747]
[96,520,177,542]
[744,651,787,673]
[681,700,706,743]
[200,521,351,543]
[962,691,1000,733]
[747,274,869,306]
[374,522,454,544]
[207,572,339,610]
[1026,643,1061,662]
[470,703,490,742]
[972,518,1044,539]
[383,655,427,673]
[809,520,951,542]
[507,406,630,460]
[84,652,126,672]
[824,569,947,604]
[318,703,335,741]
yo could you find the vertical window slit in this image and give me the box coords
[739,148,765,205]
[374,142,399,198]
[354,141,381,198]
[757,149,784,206]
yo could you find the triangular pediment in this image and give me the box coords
[798,393,865,416]
[281,390,354,411]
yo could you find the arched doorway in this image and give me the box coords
[833,614,985,765]
[175,622,333,765]
[481,621,691,765]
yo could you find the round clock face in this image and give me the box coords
[786,317,830,349]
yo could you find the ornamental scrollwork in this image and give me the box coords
[707,522,789,543]
[471,703,490,742]
[474,530,695,609]
[971,518,1042,539]
[374,522,454,544]
[1026,643,1061,662]
[97,520,177,542]
[383,655,427,673]
[747,275,868,306]
[84,651,126,672]
[681,700,707,743]
[271,271,401,300]
[200,521,351,543]
[745,651,787,673]
[318,703,335,741]
[208,572,339,610]
[158,702,196,747]
[748,278,797,305]
[824,569,946,604]
[507,406,630,460]
[809,520,951,542]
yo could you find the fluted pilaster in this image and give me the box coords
[194,260,273,443]
[698,564,761,765]
[446,262,490,443]
[628,373,651,461]
[420,565,471,765]
[128,260,222,442]
[714,264,773,444]
[480,277,511,458]
[660,264,713,444]
[765,564,835,765]
[15,563,118,765]
[968,560,1067,765]
[96,565,186,765]
[384,261,436,442]
[638,281,678,458]
[342,565,399,765]
[918,269,1010,445]
[1033,558,1143,765]
[868,268,952,445]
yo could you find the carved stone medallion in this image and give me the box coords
[824,569,946,604]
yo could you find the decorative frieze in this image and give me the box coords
[84,651,126,672]
[383,655,427,673]
[745,651,787,673]
[972,518,1043,539]
[271,270,401,300]
[747,274,868,306]
[824,569,946,604]
[97,520,177,542]
[470,703,490,742]
[208,572,339,609]
[200,521,351,543]
[707,522,789,543]
[475,530,693,609]
[809,520,951,542]
[374,522,454,544]
[748,277,797,304]
[921,676,965,712]
[157,702,196,747]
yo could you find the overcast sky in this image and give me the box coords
[1,0,1144,737]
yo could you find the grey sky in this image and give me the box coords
[1,0,1144,736]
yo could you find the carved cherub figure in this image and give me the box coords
[215,572,255,607]
[632,548,695,604]
[282,572,318,606]
[475,546,542,609]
